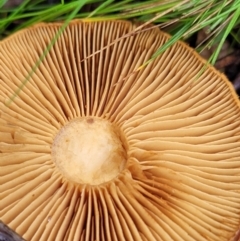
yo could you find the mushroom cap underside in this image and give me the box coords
[1,20,240,241]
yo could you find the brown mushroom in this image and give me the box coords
[1,20,240,241]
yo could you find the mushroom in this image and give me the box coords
[1,20,240,241]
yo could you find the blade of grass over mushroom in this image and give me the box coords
[136,21,193,72]
[6,0,89,106]
[117,0,240,81]
[79,0,191,64]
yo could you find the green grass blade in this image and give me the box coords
[140,21,193,69]
[0,0,31,31]
[0,0,7,8]
[210,6,240,64]
[87,0,114,18]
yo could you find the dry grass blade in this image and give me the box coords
[80,0,189,63]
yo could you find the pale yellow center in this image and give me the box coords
[52,118,127,185]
